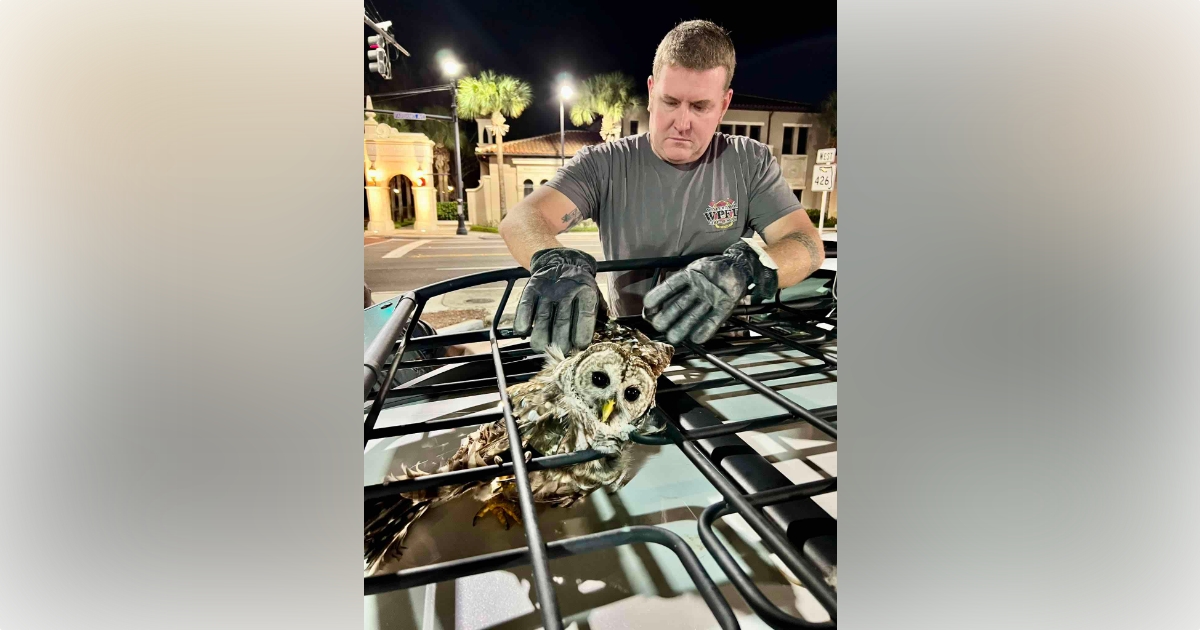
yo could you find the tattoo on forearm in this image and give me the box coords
[782,231,824,275]
[559,208,583,233]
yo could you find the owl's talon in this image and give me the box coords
[473,494,522,529]
[524,450,532,463]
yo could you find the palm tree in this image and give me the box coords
[569,72,643,142]
[456,70,532,215]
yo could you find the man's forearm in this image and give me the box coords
[763,229,825,287]
[499,208,568,269]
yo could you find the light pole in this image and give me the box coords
[440,53,469,235]
[558,82,573,167]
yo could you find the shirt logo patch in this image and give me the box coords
[704,199,739,229]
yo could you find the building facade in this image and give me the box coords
[466,94,835,227]
[468,130,601,227]
[623,94,834,213]
[363,100,438,235]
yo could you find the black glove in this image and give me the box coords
[513,247,601,354]
[643,240,778,345]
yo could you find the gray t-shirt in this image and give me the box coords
[544,133,803,316]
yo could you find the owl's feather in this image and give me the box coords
[365,321,673,574]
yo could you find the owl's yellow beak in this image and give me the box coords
[600,399,616,423]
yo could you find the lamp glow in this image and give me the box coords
[441,58,462,77]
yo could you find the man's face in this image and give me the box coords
[647,64,733,164]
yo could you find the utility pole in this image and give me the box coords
[557,82,574,167]
[451,96,468,235]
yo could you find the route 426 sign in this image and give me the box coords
[811,164,837,192]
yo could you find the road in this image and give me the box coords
[365,231,603,299]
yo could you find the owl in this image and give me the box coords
[365,320,674,574]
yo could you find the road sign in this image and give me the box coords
[811,164,836,192]
[816,148,836,164]
[393,111,427,121]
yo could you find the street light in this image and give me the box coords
[440,57,462,78]
[438,49,470,235]
[558,80,574,167]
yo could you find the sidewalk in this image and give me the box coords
[365,221,606,242]
[366,220,500,240]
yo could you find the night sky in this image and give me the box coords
[366,0,835,144]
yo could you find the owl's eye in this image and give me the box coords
[591,371,609,388]
[624,386,640,402]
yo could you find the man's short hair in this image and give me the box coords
[652,20,736,90]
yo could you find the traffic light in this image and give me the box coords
[367,21,392,79]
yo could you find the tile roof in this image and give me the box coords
[477,130,603,157]
[729,93,820,112]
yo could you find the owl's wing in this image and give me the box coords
[449,420,512,469]
[447,380,561,470]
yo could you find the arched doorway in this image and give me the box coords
[389,174,415,224]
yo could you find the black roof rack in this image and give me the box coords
[364,251,838,629]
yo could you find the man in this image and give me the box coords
[500,19,825,353]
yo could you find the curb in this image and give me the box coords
[364,231,502,240]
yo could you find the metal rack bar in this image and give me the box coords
[659,364,831,395]
[388,346,540,369]
[678,406,837,441]
[365,395,832,444]
[365,449,605,500]
[681,341,837,440]
[365,410,504,441]
[366,526,739,630]
[744,478,837,507]
[395,325,818,369]
[486,279,564,630]
[671,435,837,618]
[364,296,420,444]
[698,479,838,629]
[364,293,416,396]
[731,317,838,367]
[374,331,832,412]
[381,369,541,398]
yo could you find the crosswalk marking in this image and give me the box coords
[382,239,430,259]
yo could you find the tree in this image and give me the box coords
[456,70,532,215]
[820,91,837,147]
[408,106,474,202]
[569,72,642,142]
